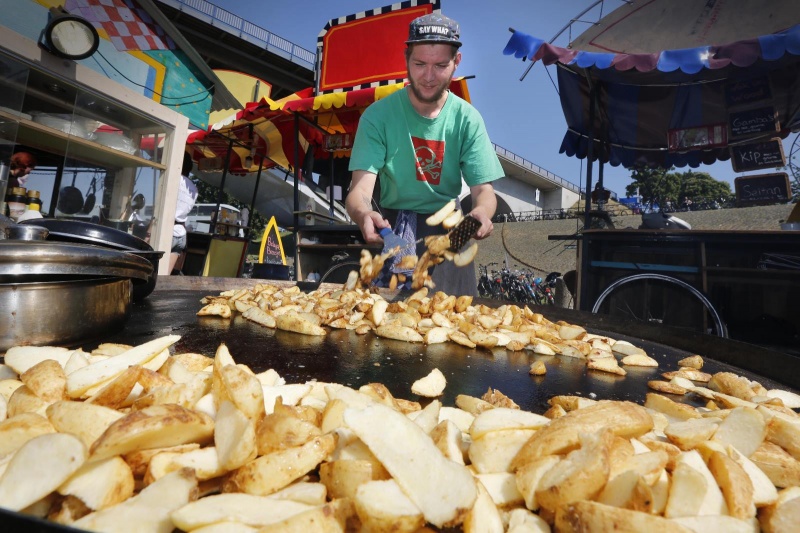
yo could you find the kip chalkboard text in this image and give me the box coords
[730,138,786,172]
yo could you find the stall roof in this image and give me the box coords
[502,23,800,169]
[187,77,471,173]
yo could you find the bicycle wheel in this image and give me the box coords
[591,273,728,337]
[319,260,361,284]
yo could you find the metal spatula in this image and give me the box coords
[447,214,481,251]
[379,227,410,254]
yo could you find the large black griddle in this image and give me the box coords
[94,287,799,412]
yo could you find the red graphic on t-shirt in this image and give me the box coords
[412,137,444,185]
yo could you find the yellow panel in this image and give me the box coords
[203,238,247,277]
[209,70,273,124]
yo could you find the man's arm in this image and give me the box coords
[345,170,389,244]
[468,182,497,239]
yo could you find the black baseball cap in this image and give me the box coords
[406,13,462,47]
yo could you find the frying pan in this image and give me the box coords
[78,177,98,215]
[56,172,84,215]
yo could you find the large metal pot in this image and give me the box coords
[0,277,131,351]
[0,240,152,351]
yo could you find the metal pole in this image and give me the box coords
[328,154,335,222]
[214,137,234,235]
[247,157,264,240]
[578,80,598,311]
[293,112,300,281]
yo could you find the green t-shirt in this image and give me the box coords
[349,87,504,213]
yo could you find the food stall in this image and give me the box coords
[2,2,800,530]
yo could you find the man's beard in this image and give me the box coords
[408,78,450,104]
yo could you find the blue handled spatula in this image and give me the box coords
[379,227,410,254]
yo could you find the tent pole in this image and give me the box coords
[328,154,335,222]
[579,80,598,311]
[247,157,264,241]
[293,112,301,281]
[214,137,235,235]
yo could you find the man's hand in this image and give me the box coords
[469,183,497,239]
[358,211,390,244]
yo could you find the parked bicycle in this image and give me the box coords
[477,263,560,306]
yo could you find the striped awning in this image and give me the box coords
[186,78,471,174]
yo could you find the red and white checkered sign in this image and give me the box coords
[65,0,174,52]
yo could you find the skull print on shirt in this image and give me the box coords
[412,137,445,186]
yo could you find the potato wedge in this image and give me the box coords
[0,433,87,511]
[73,468,198,532]
[708,450,756,520]
[426,199,457,227]
[215,400,257,471]
[57,456,134,511]
[411,368,447,397]
[556,500,693,533]
[66,335,180,398]
[0,411,55,456]
[354,479,424,533]
[511,401,653,468]
[344,402,477,527]
[90,403,214,460]
[222,434,336,496]
[20,359,67,403]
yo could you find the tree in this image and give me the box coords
[625,167,733,210]
[625,167,680,210]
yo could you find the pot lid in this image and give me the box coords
[20,218,153,251]
[0,241,152,282]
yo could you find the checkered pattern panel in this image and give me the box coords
[65,0,174,51]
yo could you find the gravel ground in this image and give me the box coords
[474,203,797,283]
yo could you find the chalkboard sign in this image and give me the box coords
[729,107,778,139]
[730,138,786,172]
[258,216,287,265]
[725,77,772,107]
[735,173,792,207]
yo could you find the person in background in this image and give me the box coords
[170,152,198,274]
[9,151,37,188]
[345,13,504,296]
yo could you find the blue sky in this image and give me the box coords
[214,0,796,198]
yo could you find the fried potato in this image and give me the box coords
[426,200,457,226]
[712,406,766,457]
[355,479,425,533]
[766,414,800,461]
[556,500,694,533]
[511,401,653,468]
[319,459,387,500]
[758,486,800,533]
[275,313,326,336]
[470,429,538,474]
[453,242,478,267]
[469,408,549,440]
[664,418,721,450]
[89,403,214,460]
[3,346,72,375]
[463,479,504,533]
[515,454,560,511]
[376,322,424,343]
[45,400,124,450]
[66,335,180,398]
[411,368,447,398]
[344,402,477,527]
[256,411,322,456]
[73,468,198,532]
[258,498,354,532]
[678,355,704,369]
[0,433,86,511]
[644,393,702,421]
[0,412,55,458]
[20,359,67,403]
[7,385,50,417]
[535,430,613,514]
[57,456,134,511]
[215,400,257,471]
[197,301,232,318]
[222,434,336,496]
[708,450,756,520]
[621,353,659,367]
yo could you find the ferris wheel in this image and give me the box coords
[789,133,800,185]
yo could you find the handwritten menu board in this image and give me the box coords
[258,216,287,265]
[729,107,779,139]
[730,138,786,172]
[734,173,792,206]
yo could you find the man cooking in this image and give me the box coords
[9,151,37,189]
[345,13,504,296]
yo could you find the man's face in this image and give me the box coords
[406,44,460,105]
[12,156,35,177]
